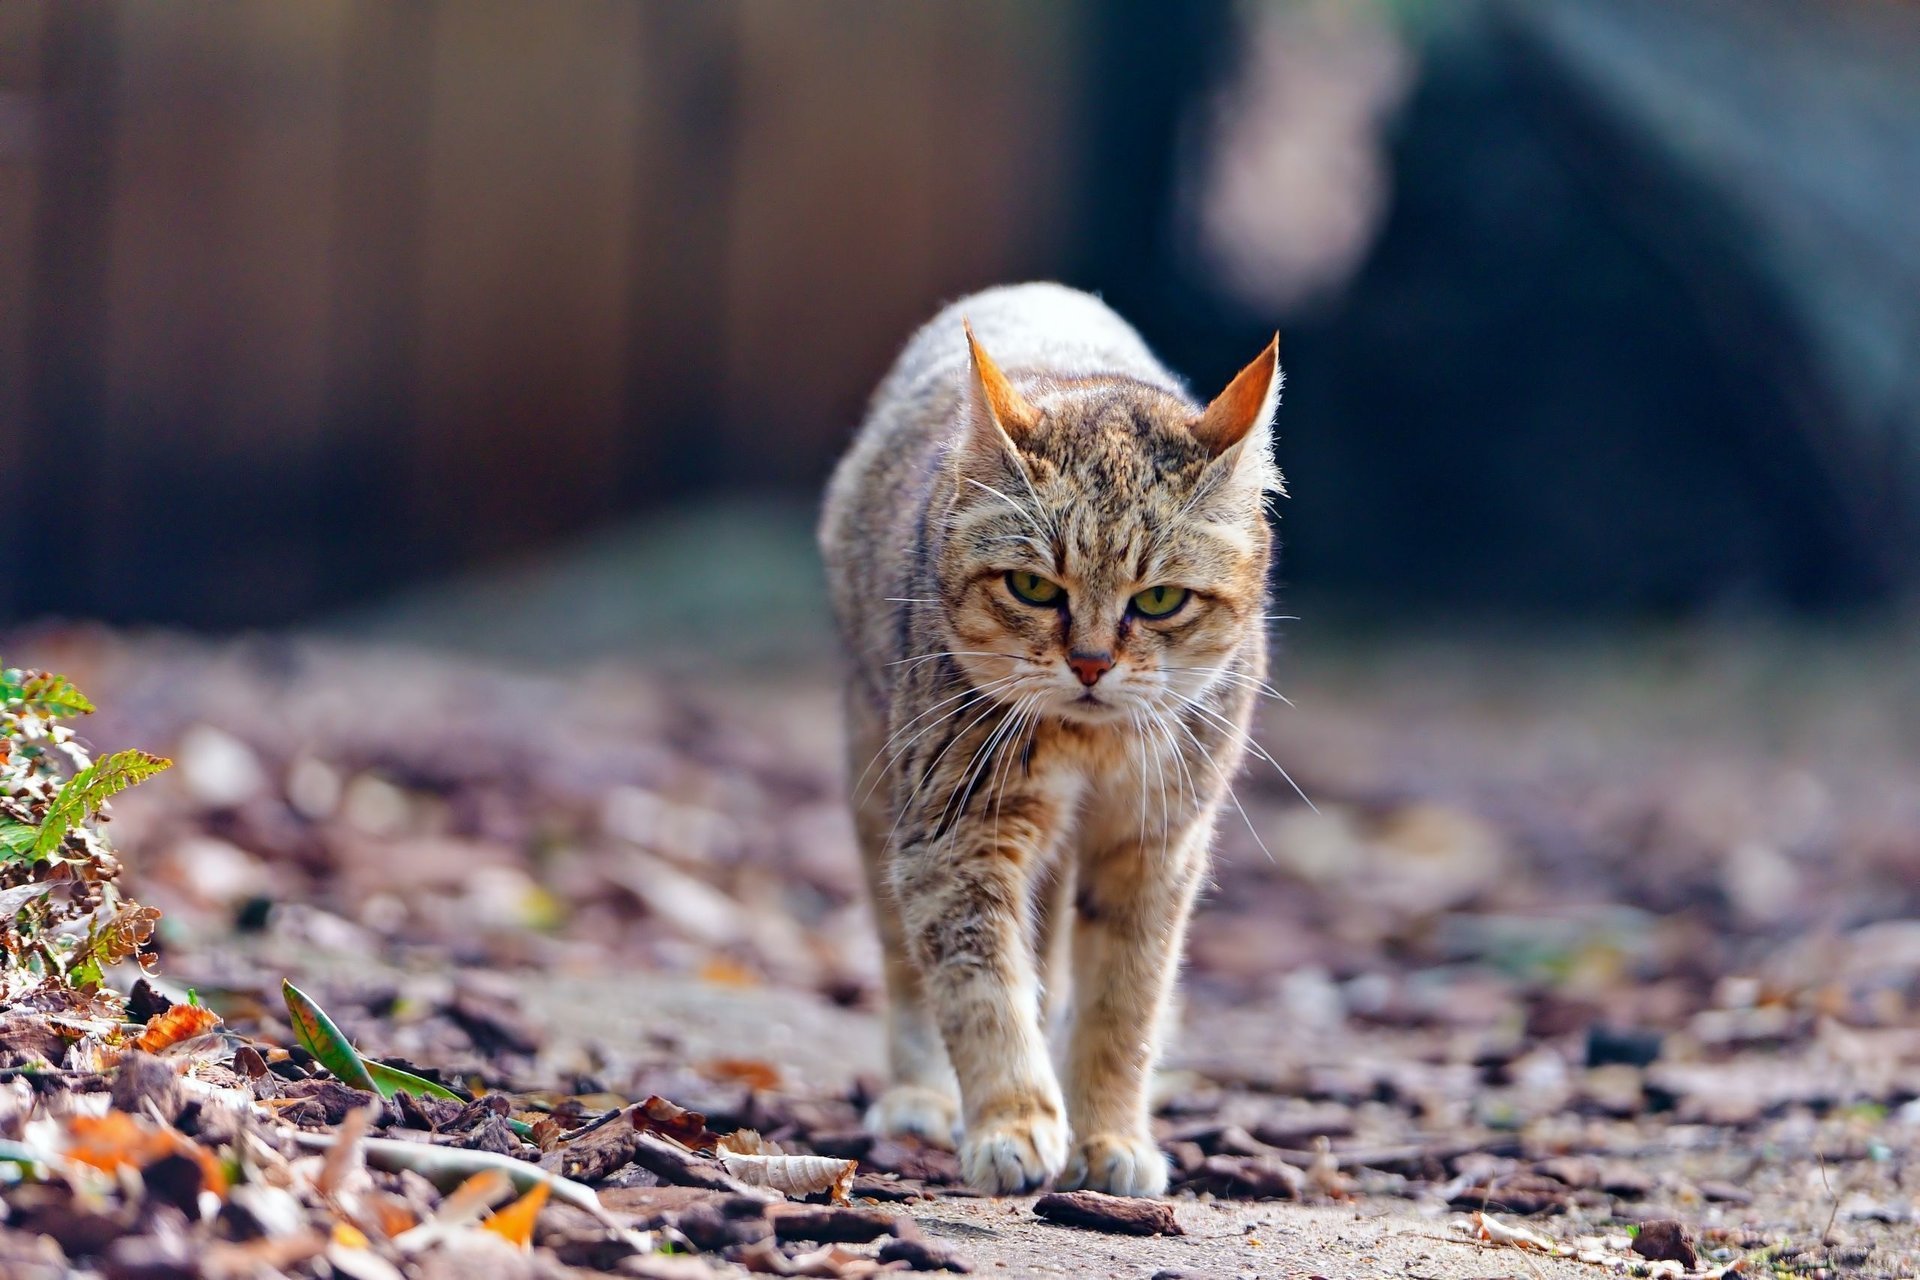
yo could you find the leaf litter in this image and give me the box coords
[3,628,1919,1276]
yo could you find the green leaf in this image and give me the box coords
[365,1058,466,1103]
[33,750,171,859]
[282,979,378,1091]
[0,819,38,861]
[8,671,94,718]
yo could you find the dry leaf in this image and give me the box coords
[720,1128,778,1156]
[481,1179,550,1248]
[134,1003,221,1053]
[634,1095,718,1151]
[63,1111,229,1196]
[698,956,761,988]
[718,1138,855,1203]
[317,1103,377,1196]
[703,1058,782,1091]
[1461,1212,1569,1253]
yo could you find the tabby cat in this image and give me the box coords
[820,283,1281,1196]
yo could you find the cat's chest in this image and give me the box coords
[1030,714,1188,792]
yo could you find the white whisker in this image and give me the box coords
[1165,688,1317,815]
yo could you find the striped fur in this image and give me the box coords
[819,283,1280,1196]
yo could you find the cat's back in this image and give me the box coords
[879,282,1180,408]
[820,284,1182,678]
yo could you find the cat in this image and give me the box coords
[819,282,1281,1196]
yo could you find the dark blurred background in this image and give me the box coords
[5,0,1918,640]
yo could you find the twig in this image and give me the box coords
[1817,1147,1841,1245]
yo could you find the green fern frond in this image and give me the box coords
[32,750,171,860]
[1,667,96,719]
[0,819,37,860]
[16,672,95,718]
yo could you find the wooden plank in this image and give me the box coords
[716,1,1078,488]
[410,0,646,573]
[94,2,349,624]
[12,0,117,622]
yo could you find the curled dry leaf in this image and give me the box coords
[717,1136,856,1203]
[635,1094,718,1151]
[133,1003,222,1054]
[1461,1212,1569,1254]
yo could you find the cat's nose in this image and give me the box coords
[1067,651,1113,687]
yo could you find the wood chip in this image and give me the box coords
[1033,1190,1183,1236]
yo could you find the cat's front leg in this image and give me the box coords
[1058,821,1210,1197]
[892,809,1070,1194]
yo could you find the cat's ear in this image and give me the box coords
[1192,334,1285,500]
[1193,334,1281,456]
[960,321,1038,470]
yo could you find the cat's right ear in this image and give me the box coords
[959,321,1037,475]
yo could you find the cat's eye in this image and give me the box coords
[1130,585,1189,619]
[1006,571,1064,607]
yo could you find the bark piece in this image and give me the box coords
[1033,1191,1183,1236]
[110,1052,182,1124]
[770,1206,906,1243]
[632,1132,762,1195]
[676,1201,772,1252]
[545,1112,643,1183]
[878,1235,973,1272]
[1179,1154,1304,1200]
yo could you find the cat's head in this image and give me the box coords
[934,324,1281,725]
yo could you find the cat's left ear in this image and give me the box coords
[1192,334,1285,496]
[957,321,1038,480]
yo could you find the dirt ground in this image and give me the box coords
[6,617,1920,1277]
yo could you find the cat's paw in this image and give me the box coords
[1057,1132,1169,1198]
[864,1084,959,1149]
[959,1112,1068,1194]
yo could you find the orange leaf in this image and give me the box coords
[480,1180,549,1248]
[702,1058,782,1091]
[63,1112,229,1197]
[133,1004,221,1054]
[697,956,760,988]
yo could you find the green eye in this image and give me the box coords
[1006,571,1064,606]
[1130,585,1189,618]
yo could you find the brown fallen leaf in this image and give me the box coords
[635,1095,718,1151]
[133,1003,221,1054]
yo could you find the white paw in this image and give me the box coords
[959,1111,1068,1194]
[1057,1133,1169,1197]
[864,1084,959,1149]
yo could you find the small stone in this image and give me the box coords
[1697,1180,1756,1205]
[1633,1219,1698,1269]
[1586,1024,1663,1068]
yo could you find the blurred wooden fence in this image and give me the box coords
[1,1,1084,625]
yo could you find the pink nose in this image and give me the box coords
[1067,651,1113,687]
